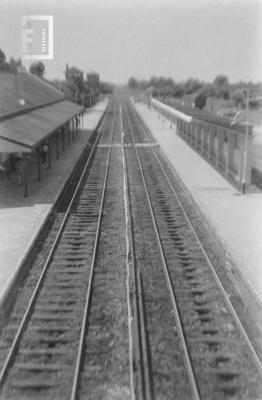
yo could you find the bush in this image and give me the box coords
[249,99,259,109]
[195,93,207,109]
[231,89,245,108]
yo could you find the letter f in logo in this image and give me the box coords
[22,28,33,54]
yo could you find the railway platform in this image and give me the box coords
[133,100,262,315]
[0,99,108,310]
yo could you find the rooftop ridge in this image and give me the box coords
[0,98,65,122]
[0,72,64,118]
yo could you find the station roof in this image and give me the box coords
[0,100,84,152]
[0,71,64,118]
[0,138,31,153]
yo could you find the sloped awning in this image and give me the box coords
[0,138,31,153]
[0,100,84,152]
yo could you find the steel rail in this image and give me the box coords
[123,103,201,400]
[121,108,153,400]
[0,100,111,391]
[129,98,262,375]
[70,102,117,400]
[137,270,152,400]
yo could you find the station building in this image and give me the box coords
[0,69,84,196]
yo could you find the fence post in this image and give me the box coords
[177,119,180,135]
[208,126,215,160]
[186,121,190,141]
[216,127,224,169]
[190,120,194,144]
[201,124,208,155]
[238,132,252,187]
[226,130,235,177]
[197,122,201,150]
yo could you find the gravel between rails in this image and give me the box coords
[76,101,130,399]
[124,143,193,400]
[77,146,130,400]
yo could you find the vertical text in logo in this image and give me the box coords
[22,15,53,60]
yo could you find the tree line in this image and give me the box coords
[0,48,113,107]
[127,75,262,109]
[51,64,113,107]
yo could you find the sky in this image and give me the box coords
[0,0,261,84]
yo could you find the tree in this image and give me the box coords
[8,57,22,73]
[213,75,230,98]
[0,48,9,71]
[232,89,245,108]
[128,77,138,89]
[64,64,85,103]
[100,81,113,94]
[29,61,45,79]
[65,64,84,90]
[220,88,230,99]
[195,92,207,109]
[172,83,184,98]
[86,72,100,88]
[184,78,203,95]
[213,75,229,87]
[204,84,216,97]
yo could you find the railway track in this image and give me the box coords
[0,94,261,399]
[0,99,130,399]
[122,102,199,400]
[75,101,130,400]
[122,97,262,399]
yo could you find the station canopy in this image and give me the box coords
[0,138,31,153]
[0,100,84,153]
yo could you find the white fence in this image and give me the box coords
[150,98,252,188]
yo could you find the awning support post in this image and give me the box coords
[68,122,71,146]
[56,132,59,160]
[72,119,75,143]
[23,154,28,197]
[62,128,65,151]
[75,117,78,139]
[48,138,51,169]
[37,147,41,181]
